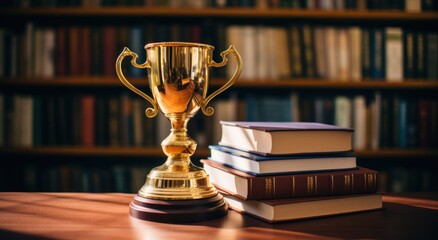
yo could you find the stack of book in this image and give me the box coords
[202,121,382,223]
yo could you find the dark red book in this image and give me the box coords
[102,26,117,76]
[202,159,378,200]
[80,95,95,147]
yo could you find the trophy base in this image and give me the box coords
[129,193,228,223]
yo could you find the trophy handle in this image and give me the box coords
[202,45,243,116]
[116,47,159,118]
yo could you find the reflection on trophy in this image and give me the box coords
[116,42,242,223]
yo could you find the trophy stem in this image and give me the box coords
[162,114,196,171]
[137,113,219,200]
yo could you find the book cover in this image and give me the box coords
[334,96,352,129]
[370,28,385,80]
[222,192,383,223]
[69,26,80,75]
[398,98,408,148]
[314,27,327,78]
[325,27,338,80]
[102,26,117,76]
[94,95,109,146]
[41,28,55,78]
[348,27,362,81]
[21,95,33,147]
[427,33,438,80]
[33,28,44,77]
[353,96,367,150]
[415,31,426,79]
[108,97,120,146]
[337,28,349,81]
[240,25,258,80]
[208,145,357,175]
[55,27,67,76]
[80,95,95,147]
[120,93,134,146]
[80,26,91,75]
[361,28,371,78]
[275,27,291,79]
[289,25,303,77]
[385,27,403,82]
[302,24,316,78]
[129,26,144,78]
[203,159,377,200]
[91,26,103,75]
[403,29,415,79]
[219,121,353,155]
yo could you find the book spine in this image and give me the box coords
[385,27,403,82]
[80,95,95,147]
[361,28,371,78]
[403,29,416,79]
[289,25,303,78]
[370,28,385,80]
[427,33,438,80]
[69,26,80,75]
[236,171,378,200]
[415,31,426,79]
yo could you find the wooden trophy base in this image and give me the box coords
[129,193,228,223]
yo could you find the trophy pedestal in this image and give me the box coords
[129,193,228,223]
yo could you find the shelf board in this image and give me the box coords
[1,7,437,21]
[2,77,438,89]
[1,147,437,159]
[0,146,211,158]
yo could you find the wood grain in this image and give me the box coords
[0,192,436,240]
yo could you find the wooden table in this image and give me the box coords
[0,192,436,240]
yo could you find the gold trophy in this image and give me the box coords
[116,42,242,223]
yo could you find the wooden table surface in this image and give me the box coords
[0,192,437,240]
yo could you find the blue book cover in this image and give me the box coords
[208,145,357,176]
[398,98,408,148]
[209,145,355,161]
[129,26,145,78]
[370,28,385,80]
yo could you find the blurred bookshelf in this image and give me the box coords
[0,1,437,194]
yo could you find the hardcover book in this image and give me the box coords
[202,159,377,200]
[208,145,356,175]
[222,192,383,223]
[219,121,353,155]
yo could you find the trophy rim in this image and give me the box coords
[145,41,214,49]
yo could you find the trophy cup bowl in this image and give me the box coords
[115,42,242,223]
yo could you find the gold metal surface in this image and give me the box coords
[116,42,242,200]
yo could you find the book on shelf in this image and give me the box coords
[221,191,383,223]
[202,159,378,200]
[208,145,356,175]
[80,95,95,147]
[2,22,438,81]
[219,121,353,155]
[385,28,403,82]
